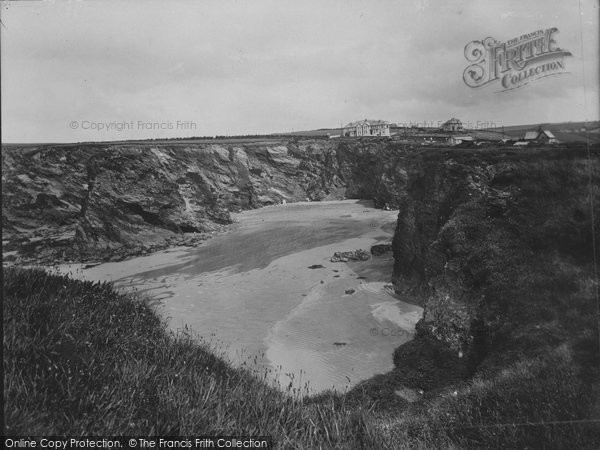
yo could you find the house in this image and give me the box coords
[523,127,559,144]
[447,135,474,146]
[441,118,464,132]
[343,119,391,137]
[523,131,539,140]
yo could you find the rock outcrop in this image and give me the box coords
[370,243,393,256]
[2,139,409,263]
[390,145,600,383]
[330,249,371,262]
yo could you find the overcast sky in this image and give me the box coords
[1,0,598,142]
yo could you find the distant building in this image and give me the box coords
[523,128,559,144]
[343,119,391,137]
[523,131,539,140]
[441,118,464,132]
[447,135,474,146]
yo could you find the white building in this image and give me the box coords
[441,118,464,132]
[523,128,559,144]
[343,119,391,137]
[447,135,474,145]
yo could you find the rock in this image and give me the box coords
[371,243,393,256]
[2,140,411,265]
[394,386,421,403]
[308,264,325,269]
[333,342,347,346]
[330,249,370,262]
[345,289,356,295]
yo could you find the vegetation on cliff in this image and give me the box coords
[3,267,381,447]
[353,144,600,447]
[3,141,600,448]
[5,261,599,448]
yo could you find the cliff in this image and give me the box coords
[2,139,408,264]
[3,140,598,393]
[367,144,600,401]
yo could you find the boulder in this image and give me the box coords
[330,249,370,262]
[371,243,393,256]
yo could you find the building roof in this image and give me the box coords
[539,129,556,139]
[453,135,474,140]
[443,118,462,125]
[344,119,391,128]
[524,128,557,140]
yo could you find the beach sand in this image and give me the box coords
[57,200,423,393]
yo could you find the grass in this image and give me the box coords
[5,266,599,448]
[3,267,381,447]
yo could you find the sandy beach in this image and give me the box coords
[58,200,423,393]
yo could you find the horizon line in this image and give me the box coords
[2,119,597,146]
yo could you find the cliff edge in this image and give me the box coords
[2,139,408,264]
[350,144,600,427]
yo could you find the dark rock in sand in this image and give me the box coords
[371,243,393,256]
[330,249,370,262]
[308,264,325,269]
[345,289,356,295]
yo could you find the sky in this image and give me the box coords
[1,0,598,143]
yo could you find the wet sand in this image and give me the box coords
[58,200,422,393]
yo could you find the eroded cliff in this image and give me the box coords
[2,139,408,263]
[381,144,600,397]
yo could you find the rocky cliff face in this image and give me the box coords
[389,144,600,384]
[2,139,408,263]
[4,139,598,389]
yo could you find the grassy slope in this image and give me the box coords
[495,120,600,143]
[5,262,599,448]
[3,268,380,447]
